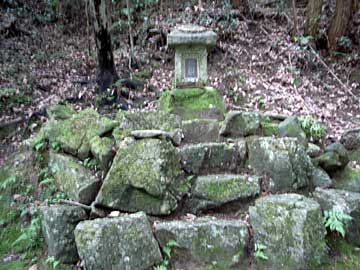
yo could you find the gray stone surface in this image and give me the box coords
[278,116,307,146]
[313,188,360,245]
[95,139,187,215]
[180,141,246,174]
[90,136,115,171]
[154,217,249,270]
[220,111,261,137]
[46,104,75,120]
[188,174,260,212]
[74,212,163,270]
[130,129,182,146]
[332,165,360,193]
[313,143,349,172]
[249,194,326,270]
[48,152,101,204]
[182,118,220,143]
[41,205,87,263]
[311,167,332,188]
[167,25,217,47]
[247,137,313,192]
[306,143,322,158]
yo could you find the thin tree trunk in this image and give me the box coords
[328,0,355,50]
[304,0,323,37]
[126,0,134,74]
[291,0,298,36]
[90,0,118,91]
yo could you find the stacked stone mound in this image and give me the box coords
[20,89,360,269]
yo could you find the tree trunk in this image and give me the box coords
[304,0,323,37]
[90,0,118,91]
[328,0,355,50]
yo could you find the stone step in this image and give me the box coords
[180,141,246,174]
[182,118,220,144]
[187,173,260,213]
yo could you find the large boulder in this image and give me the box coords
[154,217,249,270]
[247,137,313,192]
[278,116,307,146]
[332,165,360,193]
[188,174,260,212]
[38,108,117,159]
[41,205,87,263]
[48,152,101,204]
[311,167,332,188]
[89,136,115,171]
[159,87,226,120]
[249,194,326,270]
[220,111,261,137]
[313,143,349,172]
[182,118,220,143]
[180,141,246,174]
[95,139,187,215]
[313,188,360,245]
[340,129,360,161]
[74,212,163,270]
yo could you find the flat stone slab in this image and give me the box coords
[247,137,313,192]
[167,24,217,47]
[41,205,87,263]
[154,217,249,270]
[249,194,326,270]
[182,118,220,144]
[188,174,260,212]
[180,141,246,174]
[313,188,360,245]
[220,111,261,137]
[48,152,101,204]
[74,212,162,270]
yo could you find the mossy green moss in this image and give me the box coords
[333,166,360,193]
[261,121,279,136]
[159,88,225,120]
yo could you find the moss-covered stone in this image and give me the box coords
[180,141,247,174]
[40,205,87,263]
[220,111,261,137]
[311,167,332,188]
[90,136,115,171]
[313,150,348,173]
[74,212,162,270]
[38,108,117,159]
[46,104,75,120]
[48,152,101,204]
[247,137,313,192]
[306,143,322,158]
[332,165,360,192]
[340,129,360,151]
[324,143,349,168]
[261,121,279,136]
[278,116,307,146]
[188,174,260,212]
[182,118,220,143]
[249,194,326,270]
[154,217,249,270]
[158,87,225,120]
[95,139,187,215]
[313,188,360,246]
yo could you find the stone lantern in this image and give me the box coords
[167,25,217,87]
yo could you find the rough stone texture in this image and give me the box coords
[313,188,360,245]
[278,116,307,146]
[74,212,163,270]
[306,143,322,158]
[46,104,75,120]
[159,88,226,120]
[311,167,332,188]
[130,129,182,146]
[41,205,87,263]
[95,139,187,215]
[154,217,249,270]
[247,137,313,192]
[180,141,246,174]
[332,165,360,193]
[220,111,261,137]
[324,143,349,166]
[39,108,117,159]
[167,25,217,47]
[249,194,326,270]
[182,118,220,143]
[260,121,279,136]
[313,143,349,172]
[48,152,101,204]
[90,136,115,171]
[341,129,360,162]
[188,174,260,212]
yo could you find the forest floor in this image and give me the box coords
[1,2,360,162]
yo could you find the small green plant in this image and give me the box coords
[153,239,179,270]
[254,243,268,261]
[83,157,98,170]
[13,214,43,251]
[299,115,326,141]
[0,176,17,190]
[324,210,353,238]
[51,141,61,152]
[46,256,61,269]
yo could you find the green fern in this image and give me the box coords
[254,243,268,261]
[324,210,353,238]
[153,240,179,270]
